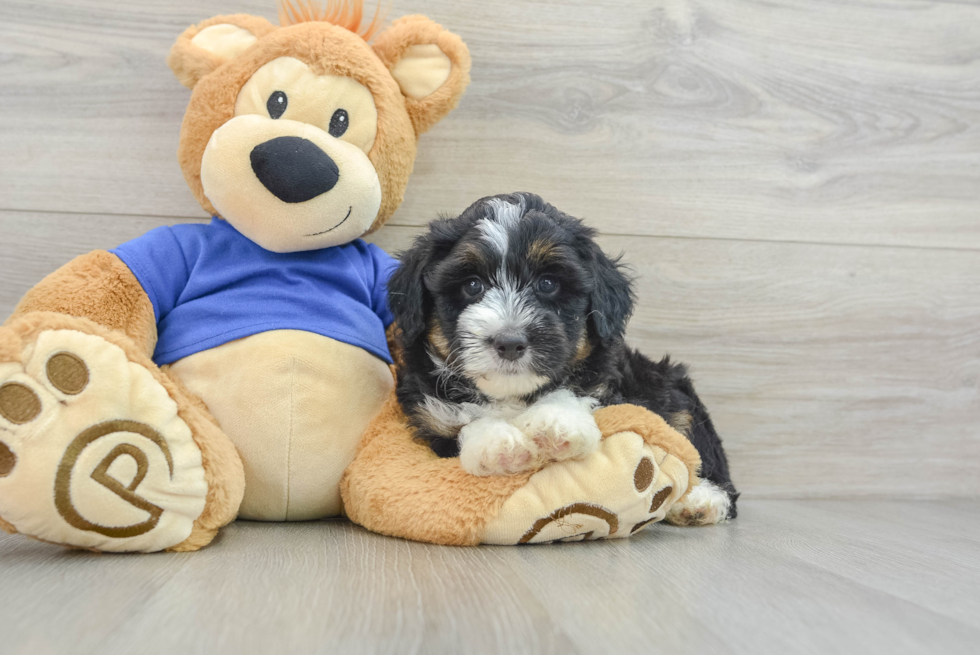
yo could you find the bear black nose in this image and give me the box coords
[493,333,528,362]
[250,136,339,203]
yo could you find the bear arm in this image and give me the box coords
[9,250,157,357]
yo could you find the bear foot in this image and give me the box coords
[0,325,213,552]
[482,431,691,544]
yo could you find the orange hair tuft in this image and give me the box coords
[278,0,388,41]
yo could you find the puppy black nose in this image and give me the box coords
[250,136,339,203]
[493,333,528,361]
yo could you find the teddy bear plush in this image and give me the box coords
[0,1,471,552]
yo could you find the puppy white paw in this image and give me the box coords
[510,399,601,464]
[665,479,732,526]
[459,417,540,476]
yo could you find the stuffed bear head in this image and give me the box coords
[167,1,470,253]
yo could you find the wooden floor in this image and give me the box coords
[0,500,977,655]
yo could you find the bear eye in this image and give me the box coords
[536,275,559,295]
[267,91,287,119]
[329,109,349,137]
[462,277,484,298]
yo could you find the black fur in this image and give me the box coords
[387,192,738,516]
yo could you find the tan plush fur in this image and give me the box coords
[9,251,158,358]
[0,312,245,552]
[167,14,279,89]
[340,396,702,546]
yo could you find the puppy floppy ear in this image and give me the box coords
[587,243,636,343]
[372,15,471,135]
[167,14,278,89]
[387,237,434,345]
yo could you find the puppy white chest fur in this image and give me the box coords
[451,389,602,476]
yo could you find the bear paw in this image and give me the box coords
[0,329,208,552]
[481,432,691,544]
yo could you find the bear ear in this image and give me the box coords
[167,14,278,89]
[372,15,471,135]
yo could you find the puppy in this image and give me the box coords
[387,193,738,524]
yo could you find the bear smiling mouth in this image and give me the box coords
[305,206,352,237]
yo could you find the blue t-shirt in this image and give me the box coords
[112,218,397,366]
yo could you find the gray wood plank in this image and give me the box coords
[0,530,195,654]
[3,211,978,498]
[1,0,979,249]
[504,501,980,655]
[0,500,978,655]
[736,499,980,630]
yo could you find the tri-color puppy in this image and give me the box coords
[387,192,738,525]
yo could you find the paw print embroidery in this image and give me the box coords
[627,455,675,535]
[0,329,208,552]
[518,503,619,544]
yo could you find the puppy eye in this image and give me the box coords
[267,91,287,119]
[536,275,559,295]
[462,277,485,298]
[329,109,349,137]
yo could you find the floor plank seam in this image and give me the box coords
[5,207,980,255]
